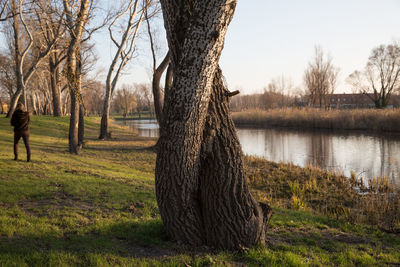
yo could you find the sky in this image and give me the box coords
[106,0,400,95]
[218,0,400,94]
[3,0,399,96]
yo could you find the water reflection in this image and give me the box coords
[118,119,400,183]
[119,119,159,138]
[237,129,400,184]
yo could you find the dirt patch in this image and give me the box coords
[17,183,116,218]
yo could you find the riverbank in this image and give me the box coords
[232,108,400,132]
[246,157,400,232]
[113,112,155,121]
[0,116,399,266]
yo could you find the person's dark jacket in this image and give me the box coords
[11,109,30,133]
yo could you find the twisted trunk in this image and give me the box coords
[199,67,267,249]
[155,0,268,250]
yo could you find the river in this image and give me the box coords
[117,119,400,184]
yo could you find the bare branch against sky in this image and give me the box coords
[1,0,399,94]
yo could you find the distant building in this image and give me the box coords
[329,93,375,108]
[305,93,400,109]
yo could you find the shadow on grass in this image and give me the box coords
[0,219,175,260]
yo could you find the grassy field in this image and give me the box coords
[232,108,400,132]
[0,116,399,266]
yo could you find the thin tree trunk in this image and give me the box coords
[31,93,37,115]
[50,58,62,116]
[64,0,89,154]
[36,92,42,115]
[164,63,173,95]
[63,89,69,116]
[99,0,144,139]
[69,86,80,153]
[6,0,22,118]
[78,103,84,146]
[152,51,170,126]
[99,112,109,139]
[99,89,111,139]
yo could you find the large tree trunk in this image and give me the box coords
[155,0,267,250]
[199,67,267,249]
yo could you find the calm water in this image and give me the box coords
[118,119,400,183]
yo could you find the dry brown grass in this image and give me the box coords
[233,108,400,132]
[245,156,400,232]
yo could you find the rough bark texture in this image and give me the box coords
[155,0,267,250]
[200,67,267,249]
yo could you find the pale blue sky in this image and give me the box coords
[218,0,400,94]
[112,0,400,94]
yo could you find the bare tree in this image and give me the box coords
[99,0,147,139]
[144,0,169,126]
[63,0,90,154]
[82,80,104,116]
[0,0,14,21]
[113,85,137,118]
[136,82,152,117]
[156,0,269,250]
[33,0,67,116]
[265,75,294,109]
[348,43,400,108]
[6,0,62,117]
[304,46,339,108]
[0,54,16,101]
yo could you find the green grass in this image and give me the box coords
[0,115,399,266]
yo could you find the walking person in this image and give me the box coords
[11,103,31,162]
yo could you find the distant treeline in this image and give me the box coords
[230,90,300,111]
